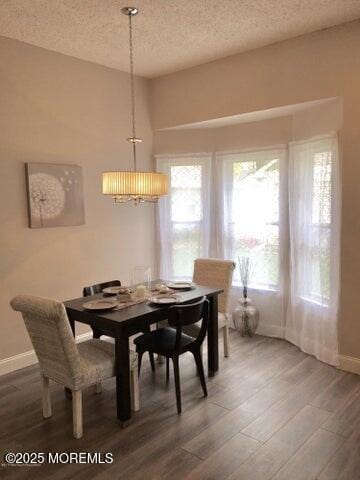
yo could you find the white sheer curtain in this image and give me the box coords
[286,134,340,365]
[216,147,289,335]
[156,154,212,280]
[218,147,287,290]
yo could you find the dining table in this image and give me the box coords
[64,280,223,426]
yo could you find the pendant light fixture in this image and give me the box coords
[102,6,168,204]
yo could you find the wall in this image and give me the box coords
[0,36,155,362]
[151,20,360,364]
[154,116,292,154]
[292,98,343,140]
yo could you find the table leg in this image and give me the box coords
[91,327,103,339]
[207,295,219,377]
[115,335,132,426]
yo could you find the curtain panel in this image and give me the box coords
[285,134,340,365]
[156,154,212,280]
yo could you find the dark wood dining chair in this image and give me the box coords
[134,297,209,414]
[83,280,155,372]
[83,280,122,340]
[83,279,121,297]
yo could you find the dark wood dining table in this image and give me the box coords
[64,281,223,425]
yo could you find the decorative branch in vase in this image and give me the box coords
[233,256,259,337]
[239,256,250,303]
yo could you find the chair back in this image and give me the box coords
[83,280,121,297]
[10,295,84,389]
[168,296,208,351]
[193,259,235,315]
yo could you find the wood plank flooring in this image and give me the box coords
[1,332,359,480]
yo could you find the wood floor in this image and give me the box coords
[1,332,360,480]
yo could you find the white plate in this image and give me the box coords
[103,286,128,295]
[83,299,118,311]
[153,284,171,293]
[149,295,179,305]
[167,281,196,290]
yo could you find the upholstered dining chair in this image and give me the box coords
[135,297,208,414]
[83,280,155,372]
[10,294,139,439]
[183,258,236,357]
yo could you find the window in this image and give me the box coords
[221,149,284,290]
[156,156,211,280]
[171,165,203,278]
[289,136,338,306]
[311,151,332,302]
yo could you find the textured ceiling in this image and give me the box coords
[0,1,360,78]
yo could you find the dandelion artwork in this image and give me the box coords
[25,163,85,228]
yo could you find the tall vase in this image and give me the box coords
[233,291,259,337]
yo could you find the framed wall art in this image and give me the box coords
[25,163,85,228]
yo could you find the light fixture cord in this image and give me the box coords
[128,12,137,171]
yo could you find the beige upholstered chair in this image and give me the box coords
[10,294,139,439]
[183,258,236,357]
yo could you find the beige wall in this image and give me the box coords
[0,36,155,360]
[154,116,292,155]
[151,20,360,360]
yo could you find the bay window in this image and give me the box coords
[156,135,338,305]
[156,133,339,366]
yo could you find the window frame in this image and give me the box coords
[156,154,212,280]
[300,147,334,306]
[219,147,287,292]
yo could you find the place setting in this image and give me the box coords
[166,281,196,290]
[148,283,179,305]
[83,285,150,311]
[82,271,196,311]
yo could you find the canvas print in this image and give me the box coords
[26,163,85,228]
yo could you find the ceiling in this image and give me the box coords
[0,1,359,78]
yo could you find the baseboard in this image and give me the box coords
[339,355,360,375]
[256,323,285,339]
[0,332,93,377]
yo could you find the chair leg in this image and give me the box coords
[149,352,156,372]
[166,357,170,383]
[143,325,156,371]
[42,376,52,418]
[94,382,102,394]
[193,349,208,397]
[137,351,144,376]
[65,387,72,399]
[72,390,83,439]
[223,325,230,358]
[196,345,204,376]
[172,357,182,414]
[130,368,140,412]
